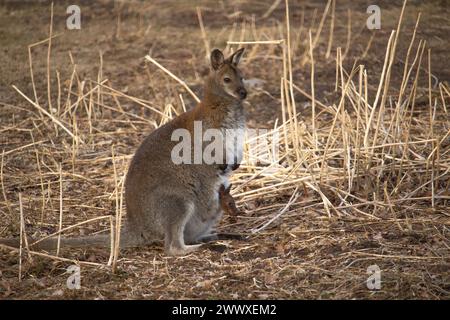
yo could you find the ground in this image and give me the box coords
[0,0,449,299]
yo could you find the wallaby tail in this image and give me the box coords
[0,230,141,252]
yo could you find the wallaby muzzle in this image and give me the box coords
[237,87,247,100]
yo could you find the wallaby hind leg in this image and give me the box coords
[163,199,202,256]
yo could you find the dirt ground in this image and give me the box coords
[0,0,449,299]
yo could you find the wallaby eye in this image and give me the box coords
[224,77,231,83]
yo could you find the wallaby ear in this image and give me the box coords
[225,183,232,193]
[229,48,245,65]
[211,49,225,70]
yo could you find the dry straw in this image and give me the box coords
[0,0,448,284]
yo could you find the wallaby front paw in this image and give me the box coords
[231,163,240,171]
[218,163,228,173]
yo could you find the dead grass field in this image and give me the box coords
[0,0,449,299]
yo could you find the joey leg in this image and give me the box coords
[197,232,247,243]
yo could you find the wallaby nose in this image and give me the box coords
[238,88,247,99]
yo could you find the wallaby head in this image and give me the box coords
[219,183,239,219]
[208,48,247,101]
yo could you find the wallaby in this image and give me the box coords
[219,184,241,223]
[0,48,247,256]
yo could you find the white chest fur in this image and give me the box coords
[222,122,245,166]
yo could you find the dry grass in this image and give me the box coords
[0,0,449,299]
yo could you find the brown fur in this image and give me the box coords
[124,48,247,255]
[219,184,241,223]
[0,48,247,256]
